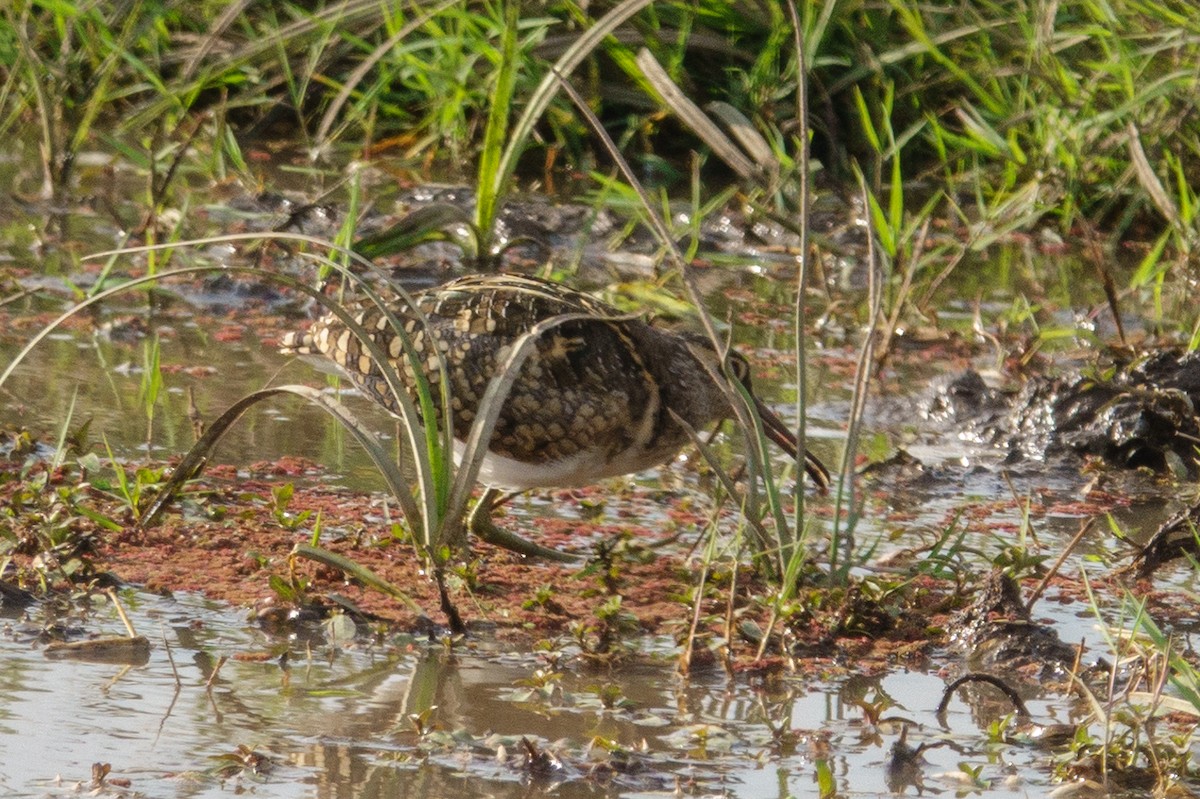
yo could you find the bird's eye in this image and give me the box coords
[729,355,751,384]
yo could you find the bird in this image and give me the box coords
[280,273,829,561]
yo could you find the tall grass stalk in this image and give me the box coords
[4,2,146,201]
[786,0,813,574]
[490,0,655,231]
[1,232,629,622]
[139,334,163,453]
[313,0,461,148]
[473,0,522,258]
[2,245,462,609]
[554,68,806,582]
[826,172,884,579]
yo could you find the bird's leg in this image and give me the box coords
[467,487,582,563]
[433,565,467,635]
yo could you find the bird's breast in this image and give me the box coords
[459,437,690,491]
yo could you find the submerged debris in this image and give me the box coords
[928,349,1200,476]
[948,571,1078,683]
[43,635,151,665]
[1127,501,1200,575]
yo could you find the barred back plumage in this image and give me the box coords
[280,274,830,493]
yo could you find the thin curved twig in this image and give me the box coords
[936,672,1030,725]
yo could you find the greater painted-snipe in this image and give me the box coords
[281,274,829,560]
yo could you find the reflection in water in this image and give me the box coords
[0,323,386,480]
[0,156,1146,799]
[0,591,1080,798]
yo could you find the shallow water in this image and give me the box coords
[3,146,1200,796]
[0,590,1107,798]
[0,327,1180,797]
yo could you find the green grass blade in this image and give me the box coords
[441,310,632,545]
[474,0,522,254]
[636,48,758,180]
[137,384,420,540]
[292,543,424,615]
[495,0,655,211]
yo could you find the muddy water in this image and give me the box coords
[0,315,396,483]
[0,590,1101,798]
[2,148,1199,797]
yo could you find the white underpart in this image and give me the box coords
[284,340,676,489]
[452,369,667,490]
[452,440,670,490]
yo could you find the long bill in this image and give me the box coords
[752,395,831,492]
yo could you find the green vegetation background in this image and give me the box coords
[1,0,1197,249]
